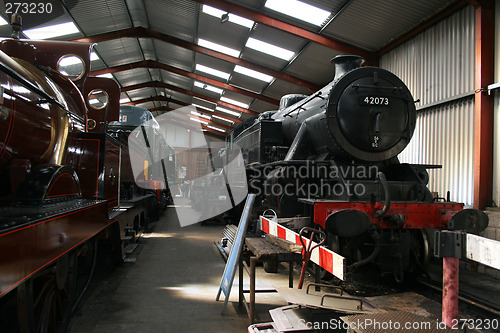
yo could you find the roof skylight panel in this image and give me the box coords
[194,81,224,94]
[264,0,331,26]
[191,111,211,120]
[195,64,231,80]
[90,52,100,61]
[234,65,273,83]
[192,103,214,112]
[24,22,80,39]
[96,73,114,79]
[216,106,241,117]
[198,38,240,58]
[202,5,254,29]
[212,115,234,124]
[190,117,209,125]
[220,97,249,109]
[245,38,295,61]
[207,125,225,132]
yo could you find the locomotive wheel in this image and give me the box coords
[72,240,98,313]
[410,229,431,271]
[17,252,77,333]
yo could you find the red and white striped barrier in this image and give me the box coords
[260,216,346,280]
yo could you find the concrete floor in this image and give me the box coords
[68,203,291,332]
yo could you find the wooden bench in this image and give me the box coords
[239,235,303,324]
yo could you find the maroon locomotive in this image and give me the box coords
[0,25,165,331]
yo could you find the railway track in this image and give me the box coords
[416,277,500,319]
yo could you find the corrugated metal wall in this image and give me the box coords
[380,5,476,206]
[399,99,475,205]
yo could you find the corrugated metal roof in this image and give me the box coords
[114,68,151,87]
[154,40,194,71]
[194,53,234,78]
[94,38,143,67]
[138,39,157,61]
[125,0,149,28]
[240,48,289,72]
[127,87,157,100]
[135,101,156,109]
[221,90,254,106]
[160,70,193,90]
[249,99,279,113]
[146,0,197,42]
[285,43,340,86]
[148,68,162,82]
[240,23,308,71]
[90,55,107,72]
[197,9,250,53]
[322,0,453,51]
[68,0,131,36]
[247,23,308,55]
[169,92,192,105]
[229,73,268,94]
[0,0,473,137]
[264,78,311,100]
[223,0,262,11]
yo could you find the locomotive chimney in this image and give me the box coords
[331,55,365,81]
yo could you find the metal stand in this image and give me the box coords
[238,237,302,324]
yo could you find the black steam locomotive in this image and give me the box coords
[226,55,485,280]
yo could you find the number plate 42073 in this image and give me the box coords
[361,96,389,106]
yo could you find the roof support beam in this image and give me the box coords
[91,60,279,106]
[192,0,376,63]
[122,81,258,115]
[74,27,321,92]
[473,0,494,209]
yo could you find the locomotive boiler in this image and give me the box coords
[0,20,167,332]
[228,55,487,280]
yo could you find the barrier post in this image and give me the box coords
[434,230,465,328]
